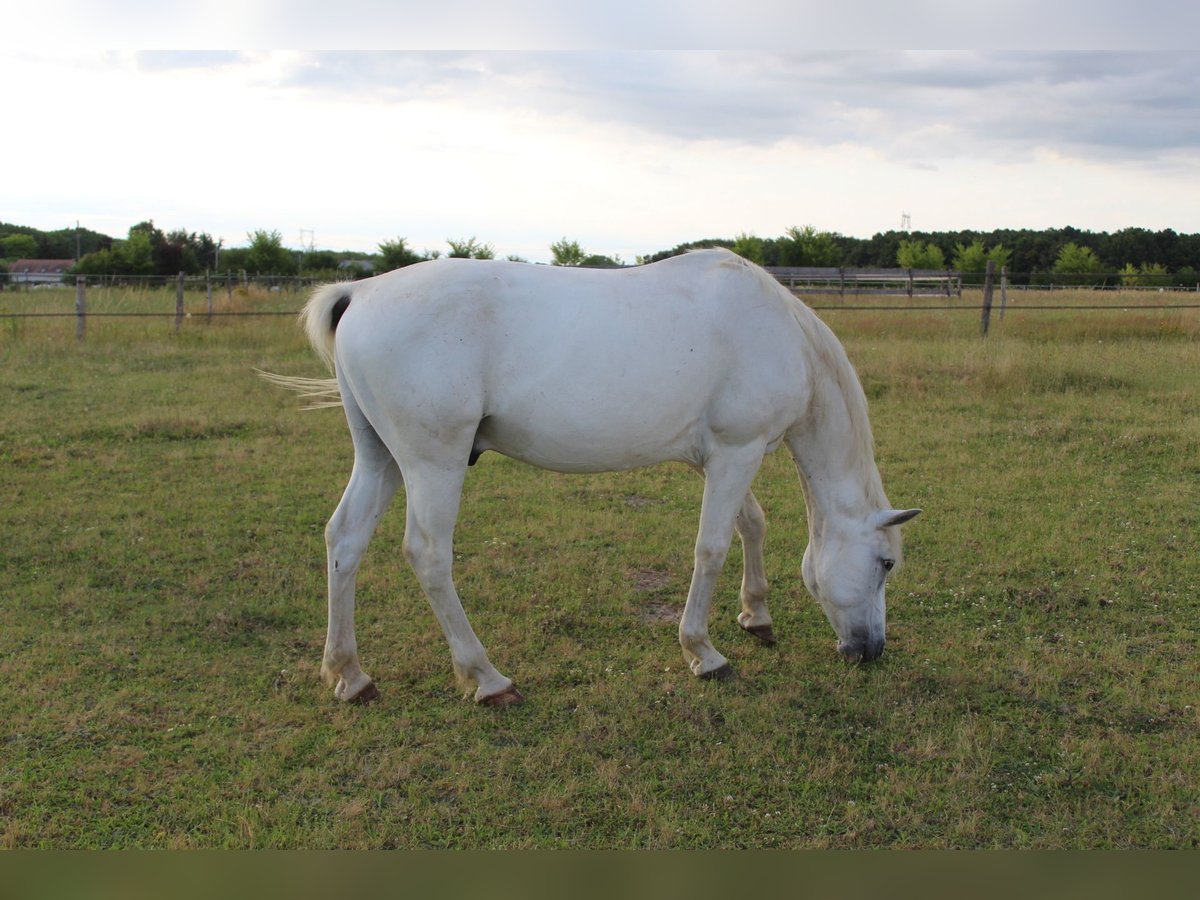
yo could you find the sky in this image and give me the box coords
[6,7,1200,264]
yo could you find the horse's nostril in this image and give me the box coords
[838,636,884,663]
[837,641,864,663]
[862,637,885,662]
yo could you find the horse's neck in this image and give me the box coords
[788,368,886,538]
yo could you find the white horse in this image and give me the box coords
[267,249,919,707]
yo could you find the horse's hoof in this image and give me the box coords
[699,663,735,682]
[349,681,381,704]
[479,685,525,708]
[740,622,777,646]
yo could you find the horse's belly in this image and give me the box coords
[475,409,700,474]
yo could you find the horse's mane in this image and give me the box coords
[737,257,888,508]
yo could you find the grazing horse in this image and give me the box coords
[267,249,919,706]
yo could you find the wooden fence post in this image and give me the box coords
[206,269,214,321]
[981,259,996,337]
[75,277,86,341]
[999,265,1009,320]
[175,272,185,330]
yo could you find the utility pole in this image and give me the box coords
[299,229,315,277]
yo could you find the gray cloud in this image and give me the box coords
[259,51,1200,166]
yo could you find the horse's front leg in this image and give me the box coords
[679,445,765,679]
[401,460,522,707]
[735,490,775,645]
[322,431,402,703]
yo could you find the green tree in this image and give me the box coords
[447,237,494,259]
[1051,242,1105,286]
[779,225,840,267]
[129,220,165,248]
[1142,262,1170,286]
[71,248,118,277]
[156,228,202,275]
[244,229,295,274]
[116,229,155,275]
[731,232,765,265]
[550,238,585,266]
[1,233,39,260]
[74,226,154,277]
[580,253,624,268]
[301,250,340,274]
[952,240,1012,285]
[1174,266,1199,288]
[1120,261,1170,288]
[952,239,987,274]
[378,237,423,270]
[897,239,946,270]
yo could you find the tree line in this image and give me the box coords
[4,220,1199,287]
[0,222,627,280]
[648,225,1200,286]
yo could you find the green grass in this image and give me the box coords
[1,287,1197,848]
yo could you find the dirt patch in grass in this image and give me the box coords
[639,600,684,625]
[629,567,674,593]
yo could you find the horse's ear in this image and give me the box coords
[875,508,921,528]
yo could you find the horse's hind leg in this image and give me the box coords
[400,458,521,706]
[322,412,402,703]
[735,490,775,645]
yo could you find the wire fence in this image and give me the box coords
[764,266,1200,297]
[4,266,1199,294]
[1,271,323,291]
[3,270,1199,344]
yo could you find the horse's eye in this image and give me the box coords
[882,558,895,572]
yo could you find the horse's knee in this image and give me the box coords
[403,531,451,583]
[326,505,378,561]
[694,540,729,575]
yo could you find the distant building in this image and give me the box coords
[338,259,375,275]
[8,259,74,284]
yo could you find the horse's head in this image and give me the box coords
[802,507,921,662]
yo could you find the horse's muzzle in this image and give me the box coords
[838,635,885,663]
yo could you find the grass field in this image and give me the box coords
[1,284,1197,848]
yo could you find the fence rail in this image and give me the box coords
[766,266,963,298]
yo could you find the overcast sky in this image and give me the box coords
[6,37,1200,263]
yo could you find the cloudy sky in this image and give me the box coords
[6,11,1200,263]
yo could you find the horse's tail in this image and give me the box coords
[255,282,352,408]
[302,282,354,372]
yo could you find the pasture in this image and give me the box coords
[1,285,1197,848]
